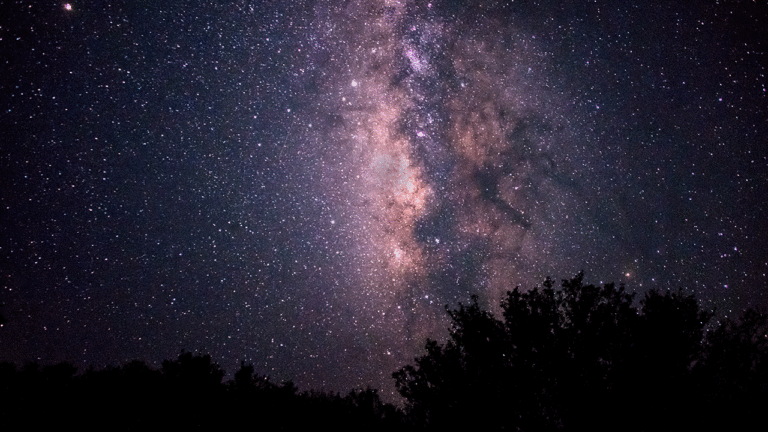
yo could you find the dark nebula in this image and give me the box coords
[1,1,766,401]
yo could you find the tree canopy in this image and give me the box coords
[393,273,767,431]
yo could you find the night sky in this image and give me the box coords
[1,1,766,401]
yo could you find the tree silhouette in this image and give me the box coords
[392,273,759,431]
[161,350,225,389]
[158,351,226,428]
[695,307,768,428]
[0,351,404,429]
[0,274,762,429]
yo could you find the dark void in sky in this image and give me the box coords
[1,1,766,401]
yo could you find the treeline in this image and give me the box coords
[393,273,768,431]
[0,351,403,430]
[1,274,766,430]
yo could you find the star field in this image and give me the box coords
[1,1,766,401]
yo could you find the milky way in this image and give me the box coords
[280,1,646,393]
[1,1,766,401]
